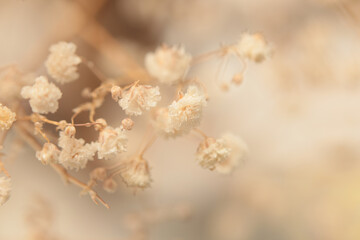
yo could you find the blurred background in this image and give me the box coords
[1,0,360,239]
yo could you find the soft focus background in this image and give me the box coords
[1,0,360,239]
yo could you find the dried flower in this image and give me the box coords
[45,41,82,84]
[121,156,152,189]
[90,167,108,182]
[155,85,207,137]
[215,133,248,174]
[58,127,98,171]
[97,126,127,160]
[36,143,60,165]
[235,33,271,62]
[21,76,62,114]
[145,45,192,85]
[94,118,107,131]
[118,84,161,116]
[232,73,244,85]
[0,176,11,206]
[0,104,16,130]
[103,178,117,193]
[196,137,230,170]
[121,118,134,130]
[111,85,122,101]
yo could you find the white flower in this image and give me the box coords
[45,41,81,84]
[145,45,192,85]
[97,126,127,160]
[235,33,271,62]
[154,85,207,137]
[119,84,161,116]
[0,176,11,206]
[21,76,62,114]
[120,156,152,189]
[0,104,16,130]
[58,127,98,171]
[215,133,248,174]
[196,137,230,170]
[36,143,60,165]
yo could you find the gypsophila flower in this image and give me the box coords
[121,156,152,189]
[119,84,161,116]
[36,143,60,165]
[21,76,62,114]
[0,176,11,206]
[155,85,207,137]
[45,41,81,84]
[97,126,127,160]
[58,127,98,171]
[235,33,271,62]
[196,137,230,170]
[121,118,134,130]
[103,178,117,193]
[145,44,192,85]
[0,104,16,130]
[215,133,248,174]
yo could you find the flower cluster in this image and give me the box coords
[118,84,161,116]
[0,104,16,130]
[235,33,272,63]
[196,133,248,173]
[154,85,207,137]
[145,45,192,85]
[58,126,98,171]
[21,76,62,114]
[45,41,82,84]
[97,126,128,160]
[120,156,152,189]
[36,143,60,165]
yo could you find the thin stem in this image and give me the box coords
[191,48,224,66]
[139,134,158,158]
[81,56,107,82]
[193,128,208,139]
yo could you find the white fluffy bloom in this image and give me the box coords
[235,33,271,62]
[97,126,127,160]
[45,41,81,84]
[215,133,248,174]
[21,76,62,114]
[196,138,230,170]
[58,128,98,171]
[36,143,60,165]
[0,176,11,206]
[145,45,192,85]
[155,85,207,137]
[119,84,161,116]
[120,156,152,189]
[0,104,16,130]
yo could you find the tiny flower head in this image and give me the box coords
[235,33,272,63]
[120,156,152,189]
[21,76,62,114]
[118,83,161,116]
[0,104,16,130]
[196,137,230,170]
[145,44,192,85]
[45,41,81,84]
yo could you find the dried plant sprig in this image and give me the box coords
[14,122,109,208]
